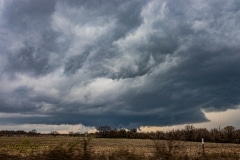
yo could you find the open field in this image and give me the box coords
[92,138,240,157]
[0,136,240,159]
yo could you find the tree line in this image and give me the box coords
[0,129,40,137]
[97,125,240,144]
[1,125,240,144]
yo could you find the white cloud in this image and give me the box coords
[51,1,116,58]
[0,123,96,134]
[141,107,240,132]
[66,78,126,104]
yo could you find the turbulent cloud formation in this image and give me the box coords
[0,0,240,128]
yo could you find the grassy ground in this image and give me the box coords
[0,136,240,159]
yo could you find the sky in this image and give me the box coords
[0,0,240,133]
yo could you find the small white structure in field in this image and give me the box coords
[201,138,205,154]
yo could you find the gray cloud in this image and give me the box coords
[0,0,240,128]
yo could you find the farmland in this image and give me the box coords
[0,136,240,159]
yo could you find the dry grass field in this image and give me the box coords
[0,136,240,159]
[92,138,240,156]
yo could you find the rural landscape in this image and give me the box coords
[0,125,240,159]
[1,0,240,159]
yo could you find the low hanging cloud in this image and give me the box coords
[0,0,240,128]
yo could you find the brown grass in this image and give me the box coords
[0,136,240,159]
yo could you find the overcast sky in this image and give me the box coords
[0,0,240,132]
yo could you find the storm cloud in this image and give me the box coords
[0,0,240,128]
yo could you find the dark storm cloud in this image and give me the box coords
[1,0,63,76]
[2,0,56,29]
[7,42,50,75]
[64,49,91,75]
[0,0,240,128]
